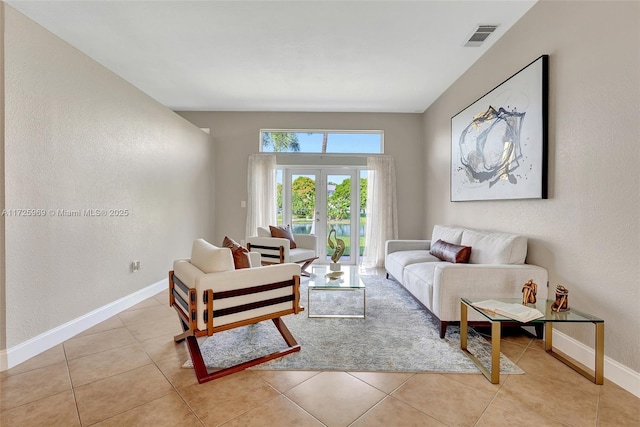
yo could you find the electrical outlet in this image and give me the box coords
[131,260,141,272]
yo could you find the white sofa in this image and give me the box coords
[385,225,548,338]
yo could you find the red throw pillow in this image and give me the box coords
[429,239,472,263]
[222,236,251,269]
[269,225,297,249]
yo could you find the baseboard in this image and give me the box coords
[553,328,640,398]
[0,278,167,371]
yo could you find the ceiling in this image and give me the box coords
[7,1,537,113]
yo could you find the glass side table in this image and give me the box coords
[460,297,604,384]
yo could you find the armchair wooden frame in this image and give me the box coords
[169,270,304,384]
[246,242,318,277]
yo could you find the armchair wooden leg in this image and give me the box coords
[298,257,319,277]
[173,316,191,343]
[186,317,301,384]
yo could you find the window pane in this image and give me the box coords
[291,174,316,235]
[261,131,382,154]
[276,169,283,226]
[326,174,352,262]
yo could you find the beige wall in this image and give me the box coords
[178,112,424,245]
[423,0,640,370]
[2,6,213,349]
[0,2,6,352]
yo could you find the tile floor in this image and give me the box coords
[1,274,639,426]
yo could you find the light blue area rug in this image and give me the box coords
[184,274,524,374]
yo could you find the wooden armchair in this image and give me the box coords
[246,226,318,276]
[169,239,303,383]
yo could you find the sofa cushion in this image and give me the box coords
[270,225,297,249]
[386,250,439,282]
[222,236,251,269]
[429,239,471,263]
[460,229,528,264]
[191,239,235,273]
[402,262,444,310]
[431,225,464,245]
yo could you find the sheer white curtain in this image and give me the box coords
[245,154,277,238]
[362,155,398,268]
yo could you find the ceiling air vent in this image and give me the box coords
[464,25,498,47]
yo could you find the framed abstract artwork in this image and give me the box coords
[451,55,549,201]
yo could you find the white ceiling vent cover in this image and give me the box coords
[464,25,498,47]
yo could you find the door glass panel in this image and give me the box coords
[276,169,283,226]
[280,167,367,265]
[358,169,368,263]
[326,174,352,262]
[290,174,316,235]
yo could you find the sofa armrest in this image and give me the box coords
[432,264,548,322]
[385,240,431,256]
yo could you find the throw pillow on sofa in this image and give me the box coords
[429,239,472,263]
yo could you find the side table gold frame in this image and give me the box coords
[460,298,604,385]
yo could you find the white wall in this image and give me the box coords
[423,1,639,372]
[0,3,6,353]
[1,6,213,355]
[177,112,424,245]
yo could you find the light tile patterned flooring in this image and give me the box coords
[2,274,639,426]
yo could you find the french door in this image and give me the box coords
[280,168,364,264]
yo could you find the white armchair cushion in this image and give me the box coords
[291,234,317,250]
[248,251,261,267]
[289,248,317,263]
[257,226,271,237]
[191,239,235,273]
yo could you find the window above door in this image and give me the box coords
[260,130,383,154]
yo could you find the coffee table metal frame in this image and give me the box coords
[460,297,604,385]
[307,265,366,319]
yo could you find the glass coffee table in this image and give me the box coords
[307,265,366,318]
[461,297,604,384]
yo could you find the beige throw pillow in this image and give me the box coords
[222,236,251,269]
[269,225,297,249]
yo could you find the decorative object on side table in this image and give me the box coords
[324,271,344,280]
[327,227,345,271]
[521,279,538,304]
[552,285,569,312]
